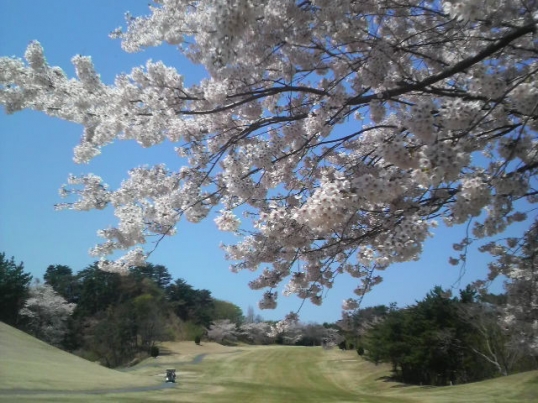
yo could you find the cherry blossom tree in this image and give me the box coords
[207,319,239,343]
[19,282,76,347]
[479,218,538,353]
[239,321,276,344]
[1,1,537,319]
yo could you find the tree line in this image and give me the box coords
[2,251,537,385]
[0,253,243,367]
[347,286,537,386]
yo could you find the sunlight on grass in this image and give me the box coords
[0,323,158,391]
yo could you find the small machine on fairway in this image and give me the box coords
[165,369,176,383]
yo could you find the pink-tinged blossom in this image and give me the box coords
[1,0,537,319]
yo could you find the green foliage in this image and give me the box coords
[180,320,205,342]
[75,263,121,316]
[44,264,78,303]
[212,299,244,325]
[132,292,167,350]
[362,286,518,385]
[129,263,172,289]
[0,252,32,326]
[150,345,159,358]
[19,258,244,366]
[91,305,137,367]
[166,279,214,327]
[65,262,172,366]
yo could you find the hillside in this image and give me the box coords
[0,322,159,392]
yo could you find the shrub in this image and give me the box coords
[150,346,159,358]
[194,335,201,345]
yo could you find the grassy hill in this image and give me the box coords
[0,322,159,392]
[1,322,536,402]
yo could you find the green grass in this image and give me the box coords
[0,322,159,392]
[1,322,536,402]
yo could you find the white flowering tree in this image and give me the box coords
[19,282,76,347]
[480,218,538,353]
[239,321,276,344]
[1,1,537,319]
[207,319,239,343]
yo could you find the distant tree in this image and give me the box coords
[130,263,172,289]
[268,317,303,345]
[75,262,121,315]
[19,281,76,347]
[343,304,390,347]
[294,323,326,346]
[44,264,78,303]
[293,323,343,347]
[212,299,244,325]
[166,278,196,321]
[321,328,345,350]
[459,285,477,304]
[166,279,214,326]
[91,305,137,367]
[207,319,238,344]
[0,253,32,326]
[191,289,215,328]
[239,321,275,345]
[361,286,532,385]
[245,306,256,324]
[132,292,166,350]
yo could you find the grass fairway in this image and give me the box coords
[1,322,537,402]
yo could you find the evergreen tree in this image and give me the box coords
[0,253,32,326]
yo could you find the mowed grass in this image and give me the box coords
[1,322,537,402]
[0,322,159,392]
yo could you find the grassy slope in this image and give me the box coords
[1,323,536,402]
[0,322,158,391]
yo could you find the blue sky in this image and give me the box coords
[0,1,532,324]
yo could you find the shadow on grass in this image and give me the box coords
[156,347,174,356]
[376,375,438,389]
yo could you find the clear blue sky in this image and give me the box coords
[0,1,532,323]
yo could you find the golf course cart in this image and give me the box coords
[165,369,176,383]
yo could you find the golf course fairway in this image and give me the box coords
[1,322,537,402]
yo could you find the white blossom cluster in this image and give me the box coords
[214,209,241,232]
[207,319,239,343]
[478,219,538,353]
[1,0,537,319]
[239,321,275,344]
[19,283,76,347]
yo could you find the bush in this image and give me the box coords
[150,346,159,358]
[194,335,201,345]
[357,346,365,356]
